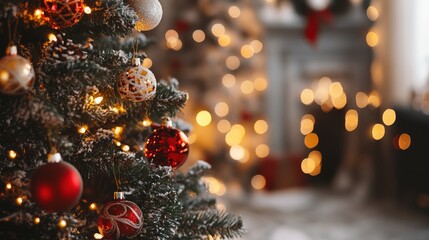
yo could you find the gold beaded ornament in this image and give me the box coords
[0,45,35,95]
[117,57,157,102]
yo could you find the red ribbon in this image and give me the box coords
[305,9,333,46]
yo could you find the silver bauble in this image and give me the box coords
[0,46,35,95]
[129,0,163,31]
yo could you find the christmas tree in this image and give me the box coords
[0,0,243,239]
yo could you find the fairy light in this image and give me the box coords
[16,197,23,205]
[211,23,226,37]
[382,109,396,126]
[34,217,41,224]
[250,40,263,53]
[165,29,179,40]
[301,89,314,105]
[228,6,241,18]
[6,183,12,190]
[192,30,206,43]
[254,77,267,91]
[89,203,97,210]
[218,34,231,47]
[372,124,385,140]
[367,6,379,21]
[113,126,123,137]
[214,102,229,117]
[230,145,245,161]
[241,80,254,94]
[78,125,88,134]
[217,119,231,133]
[366,31,379,47]
[142,119,152,127]
[251,175,266,190]
[196,111,212,127]
[226,56,240,70]
[254,120,268,134]
[8,150,17,159]
[94,233,103,239]
[122,145,130,152]
[304,133,319,149]
[34,9,43,19]
[241,45,255,59]
[143,58,153,68]
[222,74,236,88]
[84,6,92,14]
[48,33,57,42]
[255,144,270,158]
[94,96,103,105]
[59,219,67,228]
[398,133,411,150]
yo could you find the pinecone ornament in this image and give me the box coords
[45,33,92,63]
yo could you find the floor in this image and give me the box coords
[228,189,429,240]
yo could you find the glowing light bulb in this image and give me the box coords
[48,33,57,42]
[34,217,41,224]
[6,183,12,190]
[8,150,17,159]
[89,203,97,210]
[59,219,67,228]
[94,96,103,105]
[78,125,88,134]
[122,145,130,152]
[16,197,23,205]
[34,9,43,19]
[84,6,92,14]
[94,233,103,239]
[196,111,212,127]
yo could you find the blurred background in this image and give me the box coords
[144,0,429,239]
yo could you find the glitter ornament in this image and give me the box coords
[117,57,157,102]
[144,117,190,169]
[128,0,163,31]
[0,45,35,95]
[97,192,143,240]
[42,0,85,29]
[31,152,83,212]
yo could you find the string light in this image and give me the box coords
[142,119,152,127]
[94,233,103,239]
[304,133,319,148]
[211,23,226,37]
[78,125,88,134]
[16,197,23,205]
[122,145,130,152]
[255,144,270,158]
[165,29,179,40]
[301,158,316,174]
[226,56,240,70]
[217,119,231,133]
[367,6,379,21]
[345,109,359,132]
[250,40,263,53]
[58,219,67,228]
[89,203,97,210]
[6,183,12,190]
[94,96,103,105]
[8,150,17,159]
[214,102,229,117]
[398,133,411,150]
[301,89,314,105]
[366,31,379,47]
[240,45,255,59]
[254,77,267,91]
[113,126,123,137]
[371,124,385,140]
[241,80,254,94]
[34,9,43,19]
[228,6,241,18]
[84,6,92,14]
[34,217,41,224]
[382,109,396,126]
[222,74,236,88]
[356,92,369,108]
[229,145,245,160]
[254,120,268,134]
[218,34,231,47]
[48,33,57,42]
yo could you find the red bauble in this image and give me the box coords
[31,161,83,212]
[43,0,85,29]
[97,192,143,240]
[144,118,189,169]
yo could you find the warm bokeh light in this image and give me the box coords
[228,6,241,18]
[196,110,212,127]
[222,74,236,88]
[241,80,254,94]
[171,39,183,51]
[230,145,245,160]
[84,6,92,14]
[78,126,88,134]
[215,102,229,117]
[218,34,231,47]
[332,92,347,109]
[251,175,266,190]
[372,124,385,140]
[398,133,411,150]
[382,109,396,126]
[345,109,359,132]
[225,124,245,146]
[211,23,226,37]
[113,126,123,137]
[304,133,319,149]
[241,45,255,59]
[302,114,315,123]
[366,31,379,47]
[329,82,343,98]
[254,120,268,134]
[226,56,240,70]
[192,29,206,43]
[300,88,314,105]
[300,118,314,135]
[8,150,17,159]
[217,119,231,133]
[143,58,153,68]
[188,133,197,145]
[367,6,379,21]
[314,87,329,105]
[254,77,268,91]
[308,150,322,166]
[356,92,369,108]
[301,158,316,174]
[250,40,263,53]
[165,29,178,40]
[34,217,41,224]
[368,91,381,107]
[6,182,12,190]
[255,144,270,158]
